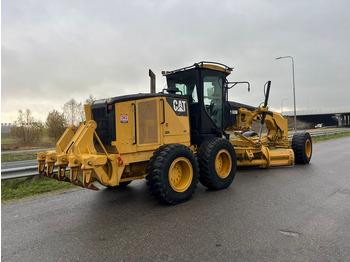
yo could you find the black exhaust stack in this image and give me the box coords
[149,69,156,93]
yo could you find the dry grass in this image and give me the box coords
[1,134,55,151]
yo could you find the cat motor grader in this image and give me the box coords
[37,62,312,204]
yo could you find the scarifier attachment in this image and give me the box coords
[38,154,47,176]
[82,169,99,190]
[46,151,58,179]
[70,167,84,188]
[37,120,110,190]
[57,165,70,182]
[37,151,57,179]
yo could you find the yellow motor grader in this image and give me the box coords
[37,62,312,204]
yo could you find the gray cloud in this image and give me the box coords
[2,0,350,123]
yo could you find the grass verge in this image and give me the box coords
[1,176,76,203]
[312,131,350,143]
[1,153,38,163]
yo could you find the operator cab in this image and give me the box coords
[163,62,235,145]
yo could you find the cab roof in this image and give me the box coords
[162,61,233,76]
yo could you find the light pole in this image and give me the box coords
[281,98,288,115]
[276,56,297,132]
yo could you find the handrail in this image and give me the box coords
[160,99,165,124]
[132,103,137,145]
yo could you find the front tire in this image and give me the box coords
[146,144,199,204]
[197,138,237,190]
[292,132,312,164]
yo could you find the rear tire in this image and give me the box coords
[197,138,237,190]
[292,132,312,164]
[146,144,199,204]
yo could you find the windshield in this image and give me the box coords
[166,71,198,104]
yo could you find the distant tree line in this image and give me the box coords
[11,95,96,146]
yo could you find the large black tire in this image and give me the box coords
[197,138,237,190]
[146,144,199,204]
[292,132,312,164]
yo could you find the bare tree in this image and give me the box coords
[46,110,67,141]
[85,94,96,105]
[17,109,34,125]
[63,98,84,126]
[11,109,44,146]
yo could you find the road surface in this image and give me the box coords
[2,137,350,261]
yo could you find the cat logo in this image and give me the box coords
[173,100,186,112]
[166,98,188,116]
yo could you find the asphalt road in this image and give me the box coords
[2,137,350,262]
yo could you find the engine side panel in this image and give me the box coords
[100,95,191,154]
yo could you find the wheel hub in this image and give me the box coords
[305,139,312,158]
[215,149,232,179]
[169,157,193,192]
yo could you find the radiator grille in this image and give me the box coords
[92,106,115,145]
[138,100,158,144]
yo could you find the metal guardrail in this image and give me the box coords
[1,165,70,180]
[1,148,55,155]
[1,166,41,180]
[2,128,350,180]
[287,128,350,139]
[310,129,350,136]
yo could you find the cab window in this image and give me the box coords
[167,72,198,104]
[203,75,223,128]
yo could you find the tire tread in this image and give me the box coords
[292,132,312,164]
[146,144,198,204]
[197,138,236,190]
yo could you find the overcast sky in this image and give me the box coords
[2,0,350,123]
